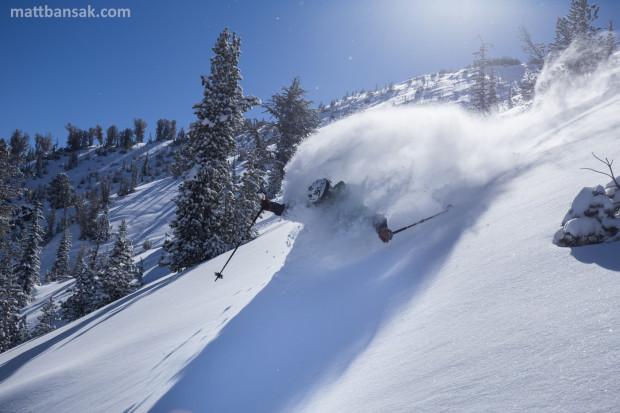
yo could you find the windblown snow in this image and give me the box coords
[2,54,620,412]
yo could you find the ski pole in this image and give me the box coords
[214,207,263,282]
[392,204,452,235]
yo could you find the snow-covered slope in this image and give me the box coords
[2,56,620,412]
[319,64,526,123]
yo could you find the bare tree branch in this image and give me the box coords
[581,152,620,189]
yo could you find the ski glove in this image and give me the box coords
[260,197,272,211]
[379,228,393,243]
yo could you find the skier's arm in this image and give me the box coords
[261,197,286,216]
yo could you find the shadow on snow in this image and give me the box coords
[150,178,509,413]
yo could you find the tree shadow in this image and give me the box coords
[570,241,620,272]
[0,269,183,383]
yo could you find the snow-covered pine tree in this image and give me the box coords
[0,248,27,352]
[130,164,139,191]
[171,144,191,179]
[15,201,44,305]
[16,316,30,346]
[487,68,499,111]
[601,20,619,59]
[264,77,320,197]
[221,167,241,248]
[247,120,272,174]
[62,243,99,321]
[471,37,490,114]
[235,150,266,243]
[518,22,547,73]
[142,152,151,179]
[100,220,135,304]
[95,206,112,245]
[163,28,260,272]
[50,226,72,281]
[100,176,111,207]
[70,241,88,279]
[0,139,24,240]
[46,173,74,223]
[44,207,56,242]
[135,258,144,287]
[548,0,612,73]
[33,296,59,338]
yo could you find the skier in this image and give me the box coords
[260,178,394,243]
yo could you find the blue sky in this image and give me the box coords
[1,0,619,147]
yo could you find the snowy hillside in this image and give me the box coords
[2,54,620,412]
[319,63,526,123]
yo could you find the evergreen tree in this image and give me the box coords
[34,132,52,156]
[106,125,119,147]
[70,241,88,279]
[155,119,166,141]
[17,316,30,345]
[130,164,139,191]
[246,120,271,175]
[133,118,147,144]
[65,123,83,152]
[264,77,320,196]
[550,0,599,54]
[0,139,24,240]
[170,144,191,179]
[235,150,266,243]
[518,22,547,102]
[155,119,177,141]
[548,0,614,73]
[74,189,101,240]
[120,128,134,150]
[142,153,152,178]
[65,152,79,170]
[44,207,56,242]
[50,227,72,281]
[62,244,99,321]
[100,220,135,304]
[95,206,112,245]
[95,125,104,146]
[135,258,144,287]
[15,202,44,304]
[471,37,490,113]
[0,248,27,352]
[163,28,259,271]
[47,172,74,224]
[10,129,30,161]
[87,127,96,147]
[100,177,112,207]
[33,296,59,338]
[518,22,547,72]
[487,68,499,110]
[167,120,177,141]
[601,20,619,59]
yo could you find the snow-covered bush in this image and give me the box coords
[554,183,620,247]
